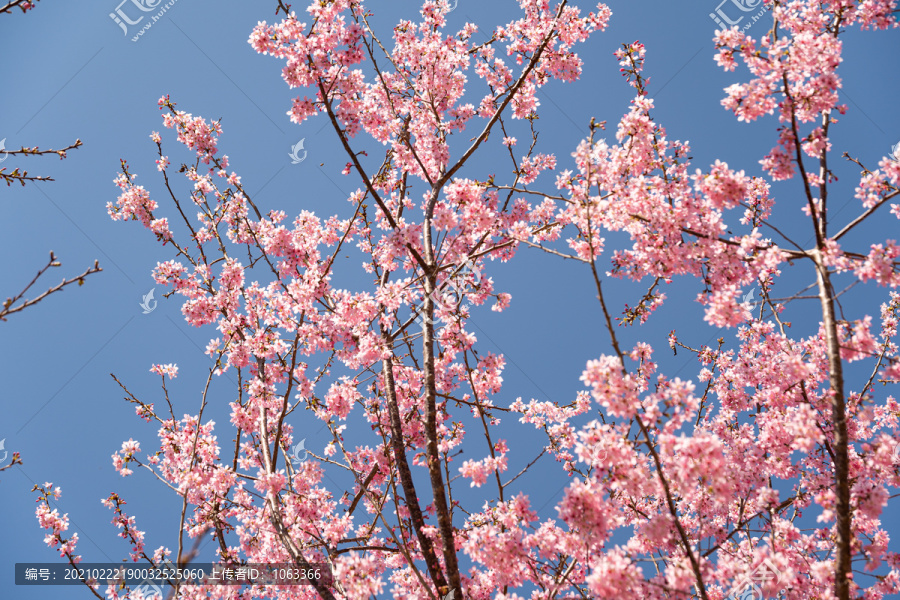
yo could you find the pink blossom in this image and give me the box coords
[149,363,178,379]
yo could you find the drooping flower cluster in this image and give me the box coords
[33,483,80,561]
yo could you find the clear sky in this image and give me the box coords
[1,1,899,599]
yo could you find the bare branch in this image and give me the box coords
[1,253,102,322]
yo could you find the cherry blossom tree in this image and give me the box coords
[33,1,900,599]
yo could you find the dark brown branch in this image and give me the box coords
[381,355,450,595]
[1,253,101,322]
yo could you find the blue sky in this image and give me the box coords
[1,1,899,598]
